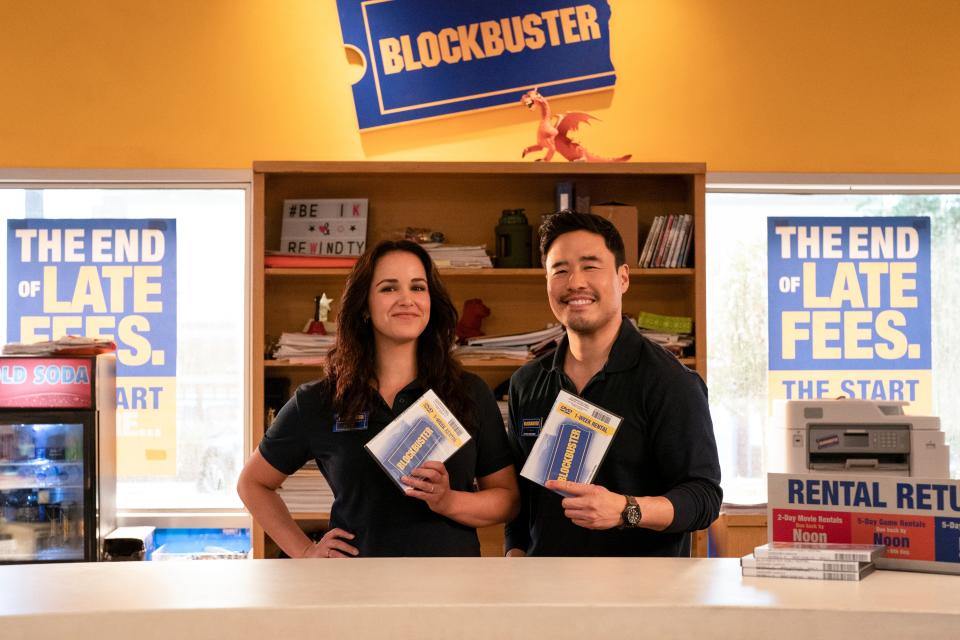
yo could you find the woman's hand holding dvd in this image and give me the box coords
[402,461,453,513]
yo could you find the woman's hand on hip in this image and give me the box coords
[302,528,359,558]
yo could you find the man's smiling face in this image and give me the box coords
[544,230,628,335]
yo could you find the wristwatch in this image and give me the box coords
[619,495,641,529]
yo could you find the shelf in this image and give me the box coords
[254,160,706,176]
[265,356,696,370]
[0,460,83,468]
[0,478,84,491]
[264,360,325,369]
[291,512,330,521]
[266,357,536,370]
[266,267,695,278]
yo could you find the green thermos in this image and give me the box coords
[495,209,532,268]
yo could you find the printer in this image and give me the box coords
[767,399,950,477]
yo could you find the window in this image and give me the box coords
[706,180,960,504]
[0,174,248,512]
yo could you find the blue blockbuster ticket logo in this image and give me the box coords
[337,0,617,129]
[387,417,443,474]
[546,421,591,483]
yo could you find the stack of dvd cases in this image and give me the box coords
[740,542,886,581]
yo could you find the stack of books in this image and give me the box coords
[271,332,336,364]
[421,243,493,269]
[497,400,509,428]
[639,214,693,268]
[741,542,885,581]
[277,461,333,514]
[264,252,358,268]
[455,324,565,361]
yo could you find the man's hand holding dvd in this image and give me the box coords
[520,390,622,489]
[519,390,624,528]
[365,389,471,508]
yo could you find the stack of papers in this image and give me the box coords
[420,243,493,269]
[637,329,693,357]
[497,400,509,428]
[3,336,117,356]
[636,311,693,357]
[272,332,336,363]
[719,502,767,515]
[455,324,565,361]
[277,461,333,513]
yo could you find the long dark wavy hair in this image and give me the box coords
[325,240,475,431]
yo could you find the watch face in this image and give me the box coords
[626,505,641,526]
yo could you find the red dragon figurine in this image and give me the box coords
[456,298,490,344]
[520,88,631,163]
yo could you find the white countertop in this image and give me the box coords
[1,557,957,639]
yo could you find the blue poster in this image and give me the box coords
[7,219,179,474]
[767,217,932,410]
[337,0,617,129]
[7,219,177,376]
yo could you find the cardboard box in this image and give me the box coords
[590,204,638,267]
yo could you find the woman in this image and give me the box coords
[238,240,519,557]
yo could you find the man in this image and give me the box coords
[505,211,722,557]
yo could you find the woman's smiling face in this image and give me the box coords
[367,250,431,346]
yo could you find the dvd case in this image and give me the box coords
[741,564,875,581]
[753,541,885,563]
[740,553,864,573]
[364,389,471,492]
[520,390,621,493]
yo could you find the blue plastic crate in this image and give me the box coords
[150,528,250,561]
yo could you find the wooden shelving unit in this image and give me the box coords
[251,161,707,558]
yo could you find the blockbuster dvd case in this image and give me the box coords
[520,390,621,493]
[364,389,471,492]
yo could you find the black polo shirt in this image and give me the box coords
[259,372,513,557]
[505,316,722,556]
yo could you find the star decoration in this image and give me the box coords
[317,293,334,322]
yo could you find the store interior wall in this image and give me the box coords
[1,0,958,172]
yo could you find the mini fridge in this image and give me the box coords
[0,354,116,563]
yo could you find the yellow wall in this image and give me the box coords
[2,0,958,172]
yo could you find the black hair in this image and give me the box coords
[538,210,627,267]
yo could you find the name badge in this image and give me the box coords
[520,417,542,438]
[333,412,369,432]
